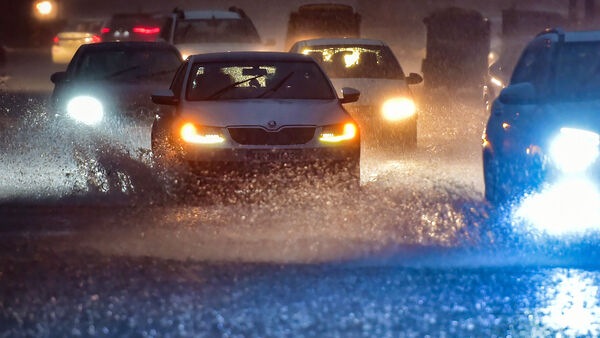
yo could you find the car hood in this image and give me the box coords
[329,78,410,105]
[179,99,352,127]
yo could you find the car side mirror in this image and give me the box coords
[339,87,360,104]
[50,71,67,84]
[151,89,179,106]
[406,72,423,85]
[499,82,537,104]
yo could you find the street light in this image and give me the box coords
[32,0,58,21]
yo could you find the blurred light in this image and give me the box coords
[101,27,110,34]
[320,123,357,143]
[87,35,101,44]
[538,270,600,336]
[132,26,161,35]
[180,122,225,144]
[33,0,57,20]
[381,98,416,121]
[53,35,59,45]
[514,177,600,236]
[550,128,599,173]
[67,96,104,125]
[502,122,511,131]
[490,76,504,88]
[343,52,359,68]
[35,1,53,15]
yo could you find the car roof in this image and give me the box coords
[179,10,242,20]
[293,38,387,47]
[188,51,316,63]
[77,41,179,52]
[537,28,600,43]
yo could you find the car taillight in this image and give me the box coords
[91,35,101,43]
[100,27,110,34]
[53,35,59,45]
[132,26,160,34]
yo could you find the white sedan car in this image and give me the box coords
[151,51,361,184]
[290,38,422,149]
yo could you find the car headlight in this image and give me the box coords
[319,122,358,143]
[66,96,104,125]
[381,97,416,121]
[549,127,599,173]
[180,122,225,144]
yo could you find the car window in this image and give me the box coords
[510,39,552,91]
[173,18,261,44]
[553,41,600,99]
[73,48,181,82]
[170,60,188,96]
[298,45,404,79]
[186,61,335,100]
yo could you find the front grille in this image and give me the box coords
[228,127,316,145]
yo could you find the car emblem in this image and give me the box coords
[267,120,277,129]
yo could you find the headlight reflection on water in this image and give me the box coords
[535,270,600,336]
[514,177,600,236]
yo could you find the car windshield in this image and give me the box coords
[73,48,181,81]
[186,60,335,100]
[173,18,261,44]
[299,45,404,79]
[553,41,600,100]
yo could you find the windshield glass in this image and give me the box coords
[173,18,261,44]
[186,60,335,100]
[73,48,181,81]
[299,45,404,79]
[553,41,600,100]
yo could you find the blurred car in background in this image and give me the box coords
[151,51,361,185]
[483,28,600,208]
[50,41,182,126]
[51,18,104,64]
[290,38,422,148]
[285,3,361,50]
[100,13,165,42]
[160,7,274,60]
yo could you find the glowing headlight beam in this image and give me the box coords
[320,123,357,143]
[180,122,225,144]
[549,127,599,173]
[381,97,416,121]
[66,96,104,125]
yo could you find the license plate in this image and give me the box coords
[248,150,297,162]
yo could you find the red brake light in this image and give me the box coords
[101,27,110,34]
[132,26,160,34]
[53,36,59,44]
[91,35,101,43]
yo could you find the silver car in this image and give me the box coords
[151,51,361,185]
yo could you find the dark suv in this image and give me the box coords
[483,28,600,210]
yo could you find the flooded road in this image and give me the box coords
[2,48,600,337]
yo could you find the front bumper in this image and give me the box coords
[182,144,359,165]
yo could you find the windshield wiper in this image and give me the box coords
[255,71,294,98]
[136,69,177,79]
[104,65,140,79]
[206,74,265,100]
